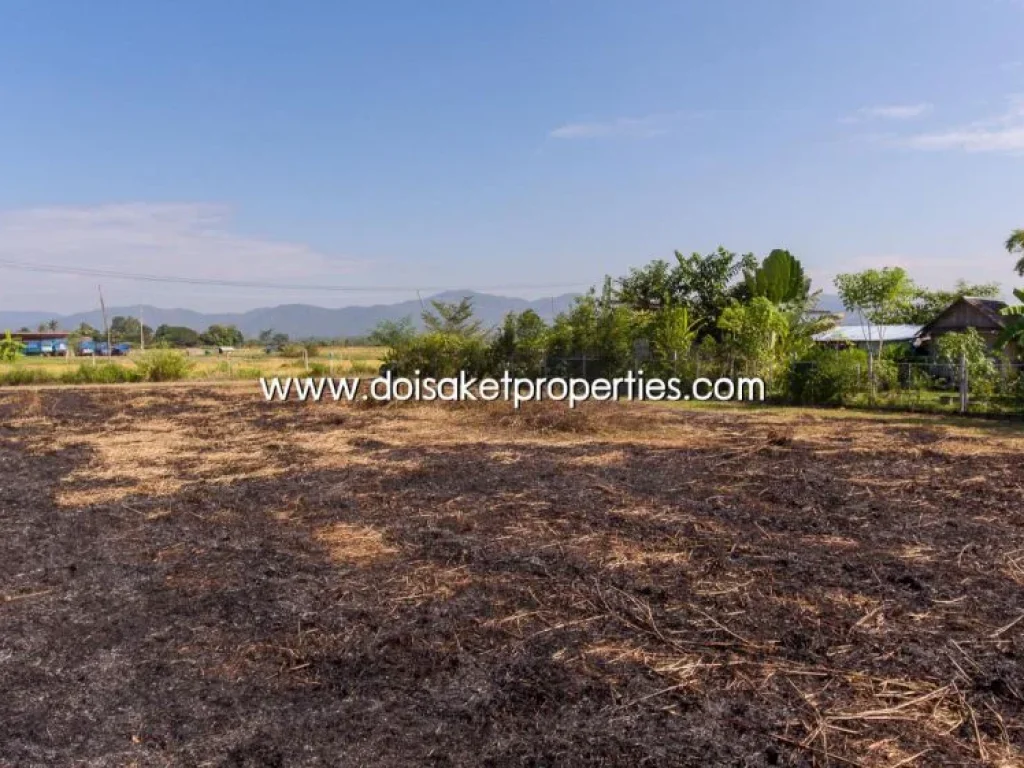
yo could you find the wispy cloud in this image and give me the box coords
[549,112,684,140]
[842,103,932,123]
[901,97,1024,153]
[0,202,358,311]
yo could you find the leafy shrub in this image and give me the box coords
[232,366,264,380]
[0,367,59,386]
[787,347,868,405]
[382,332,490,378]
[279,343,320,359]
[0,331,24,362]
[63,363,142,384]
[348,360,381,376]
[133,350,193,382]
[308,362,330,376]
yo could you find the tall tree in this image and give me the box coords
[834,267,916,369]
[1007,229,1024,277]
[368,317,417,350]
[200,324,244,347]
[616,259,675,311]
[648,304,700,373]
[717,297,789,377]
[109,316,152,344]
[672,247,758,330]
[743,249,810,305]
[153,325,201,348]
[489,310,549,376]
[422,297,482,337]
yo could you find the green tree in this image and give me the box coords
[616,259,675,311]
[547,281,641,377]
[0,331,23,362]
[1006,229,1024,277]
[936,328,996,392]
[153,325,201,348]
[489,310,548,376]
[717,297,789,378]
[422,297,482,337]
[672,247,758,331]
[743,249,810,305]
[368,317,417,350]
[834,268,917,365]
[199,324,244,347]
[109,316,153,344]
[647,304,700,374]
[258,328,289,347]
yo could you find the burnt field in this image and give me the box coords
[1,388,1022,767]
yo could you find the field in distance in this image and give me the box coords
[0,345,387,381]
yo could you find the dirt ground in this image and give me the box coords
[1,388,1022,767]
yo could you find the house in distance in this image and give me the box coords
[914,296,1017,358]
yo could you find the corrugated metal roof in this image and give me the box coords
[813,325,923,343]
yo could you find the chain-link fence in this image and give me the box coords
[788,357,1024,416]
[537,352,1024,417]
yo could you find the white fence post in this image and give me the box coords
[959,352,968,414]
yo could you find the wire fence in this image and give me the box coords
[789,358,1024,417]
[534,352,1024,417]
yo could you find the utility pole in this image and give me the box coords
[98,285,111,358]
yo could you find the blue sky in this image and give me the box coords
[0,0,1021,312]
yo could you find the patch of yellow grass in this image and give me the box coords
[314,523,396,563]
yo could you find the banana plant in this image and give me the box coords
[996,288,1024,350]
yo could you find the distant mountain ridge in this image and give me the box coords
[0,292,857,339]
[0,291,582,339]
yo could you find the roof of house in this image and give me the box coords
[813,325,924,344]
[9,331,71,340]
[917,296,1008,339]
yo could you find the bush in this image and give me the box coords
[232,366,264,380]
[62,363,142,385]
[787,347,868,406]
[0,367,59,386]
[279,343,320,359]
[382,332,490,378]
[348,360,381,376]
[133,350,193,382]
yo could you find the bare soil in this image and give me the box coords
[1,388,1022,767]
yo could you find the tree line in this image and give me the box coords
[372,235,1024,405]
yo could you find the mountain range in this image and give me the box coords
[0,291,851,339]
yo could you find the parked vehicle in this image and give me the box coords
[112,343,132,356]
[77,340,96,356]
[24,341,43,356]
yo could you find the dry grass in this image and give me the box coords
[0,388,1022,766]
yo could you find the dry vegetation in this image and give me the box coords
[1,388,1022,767]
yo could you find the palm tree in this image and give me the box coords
[46,318,60,331]
[1007,229,1024,277]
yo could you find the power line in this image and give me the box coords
[0,258,588,294]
